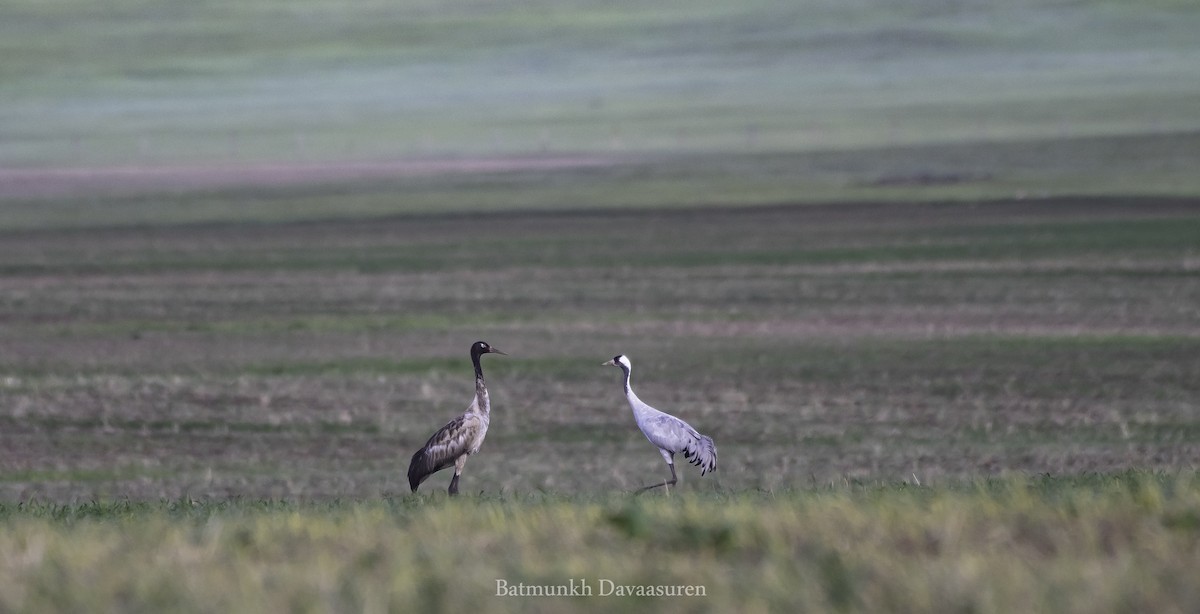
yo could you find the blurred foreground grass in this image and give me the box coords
[2,472,1197,613]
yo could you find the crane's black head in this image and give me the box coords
[471,340,507,358]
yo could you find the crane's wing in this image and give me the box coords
[407,413,483,491]
[642,413,718,476]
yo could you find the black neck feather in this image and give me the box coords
[471,347,485,380]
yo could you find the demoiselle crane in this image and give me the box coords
[407,341,507,495]
[602,355,717,493]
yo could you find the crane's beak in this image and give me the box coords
[489,347,508,356]
[601,359,615,366]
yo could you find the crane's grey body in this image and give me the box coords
[407,341,506,495]
[604,355,717,492]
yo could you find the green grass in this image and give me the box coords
[1,199,1197,503]
[5,140,1200,230]
[3,197,1199,273]
[1,207,1198,612]
[1,473,1198,612]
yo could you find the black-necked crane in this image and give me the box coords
[407,341,507,495]
[602,354,717,493]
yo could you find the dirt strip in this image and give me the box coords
[0,155,618,199]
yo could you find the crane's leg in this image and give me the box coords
[636,450,678,494]
[449,455,468,496]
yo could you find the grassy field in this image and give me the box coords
[2,474,1199,612]
[1,198,1199,610]
[3,197,1199,501]
[3,0,1200,611]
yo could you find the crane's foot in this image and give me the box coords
[448,473,460,496]
[634,479,677,496]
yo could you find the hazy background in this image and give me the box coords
[3,0,1200,213]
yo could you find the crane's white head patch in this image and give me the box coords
[603,354,631,369]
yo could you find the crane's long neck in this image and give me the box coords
[473,351,491,415]
[619,363,638,404]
